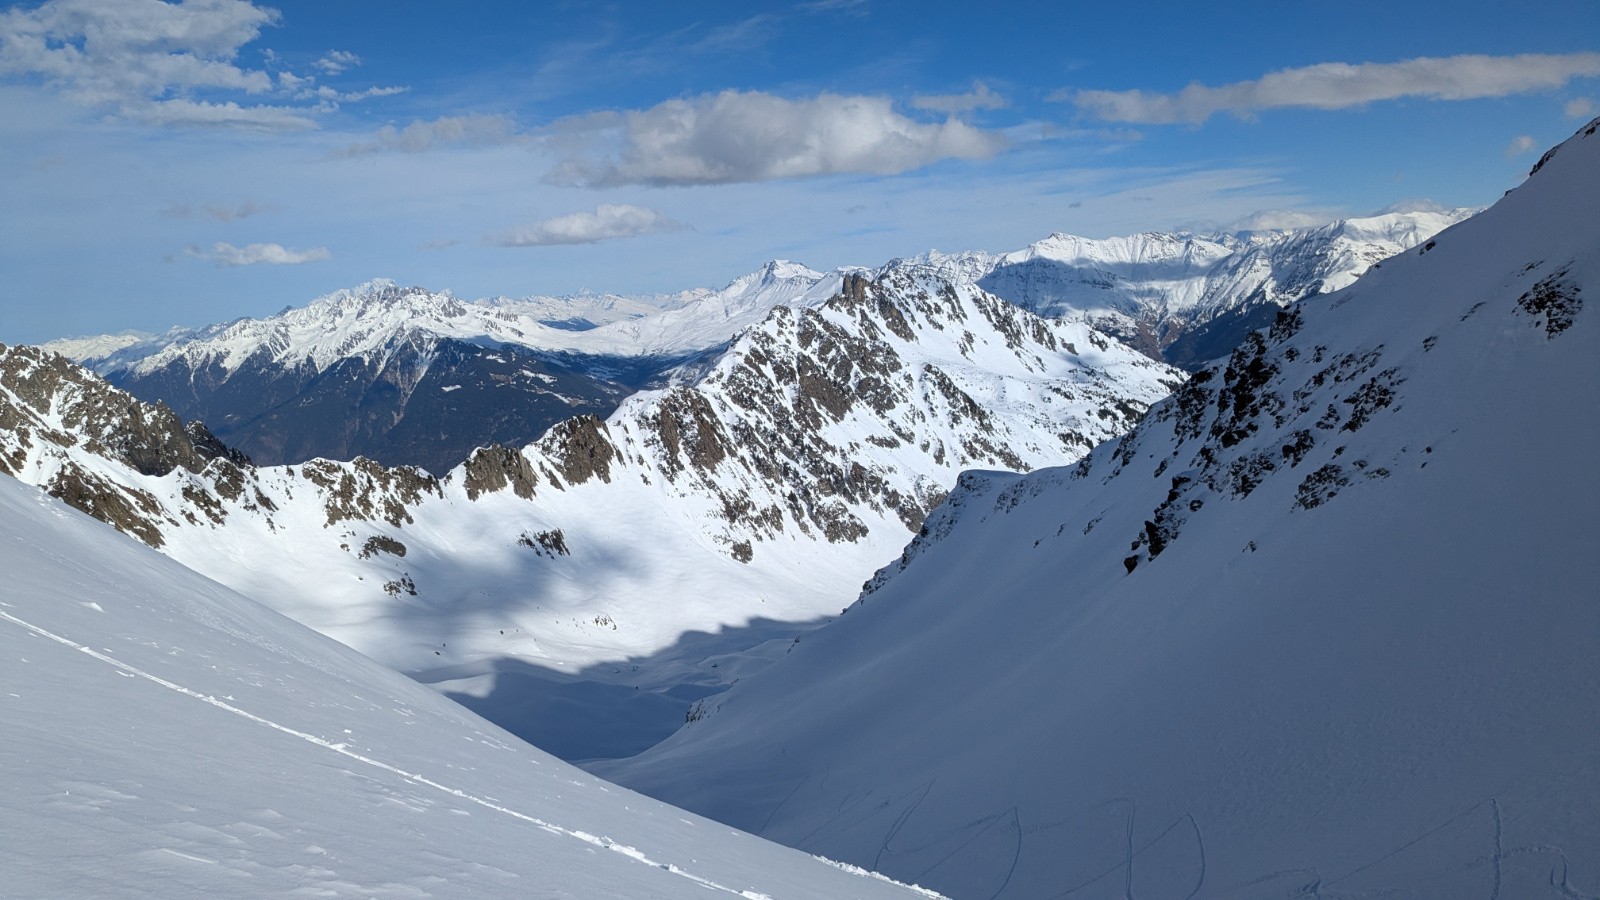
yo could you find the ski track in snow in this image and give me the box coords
[0,607,785,900]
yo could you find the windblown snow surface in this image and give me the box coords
[597,122,1600,898]
[0,477,942,898]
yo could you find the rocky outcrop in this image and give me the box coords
[461,444,540,500]
[298,457,441,527]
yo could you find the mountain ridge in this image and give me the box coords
[594,121,1599,898]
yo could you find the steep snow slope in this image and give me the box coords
[597,122,1600,898]
[0,476,939,898]
[2,272,1178,760]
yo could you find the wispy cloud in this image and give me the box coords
[1505,134,1537,157]
[1370,198,1461,216]
[912,82,1007,116]
[185,241,330,266]
[798,0,869,15]
[0,0,400,130]
[1065,53,1600,124]
[547,90,1006,187]
[1229,208,1341,231]
[1567,97,1597,119]
[294,83,408,105]
[689,14,780,53]
[313,50,360,75]
[337,114,522,156]
[493,204,685,247]
[129,96,317,131]
[164,200,272,222]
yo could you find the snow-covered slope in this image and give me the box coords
[596,122,1600,898]
[0,475,938,898]
[2,271,1179,760]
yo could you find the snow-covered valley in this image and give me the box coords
[4,99,1594,900]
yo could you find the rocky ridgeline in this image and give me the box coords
[0,343,256,545]
[453,271,1183,559]
[4,270,1181,558]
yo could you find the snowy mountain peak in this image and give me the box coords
[307,279,462,316]
[759,259,824,282]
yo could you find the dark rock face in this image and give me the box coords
[518,528,569,558]
[541,415,616,487]
[45,460,169,547]
[298,457,441,527]
[359,535,407,559]
[461,444,540,500]
[1515,265,1583,338]
[107,339,690,475]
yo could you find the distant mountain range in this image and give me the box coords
[44,211,1464,475]
[913,206,1473,364]
[596,122,1600,898]
[47,263,842,474]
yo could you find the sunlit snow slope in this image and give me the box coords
[0,476,939,899]
[599,122,1600,898]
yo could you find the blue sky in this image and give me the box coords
[2,0,1598,344]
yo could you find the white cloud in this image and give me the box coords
[1567,97,1597,119]
[798,0,868,14]
[126,96,317,131]
[1370,198,1457,216]
[337,114,522,156]
[0,1,399,130]
[1505,134,1538,157]
[1229,208,1339,232]
[546,90,1006,187]
[493,204,685,247]
[314,50,360,75]
[913,82,1007,116]
[187,241,330,266]
[1066,53,1600,124]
